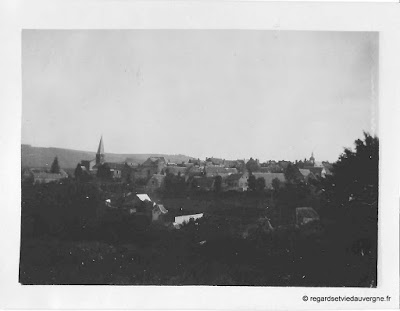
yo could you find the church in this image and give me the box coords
[78,136,126,180]
[302,152,333,178]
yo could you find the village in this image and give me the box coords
[19,133,378,286]
[22,136,332,230]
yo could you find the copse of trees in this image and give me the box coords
[21,181,105,239]
[317,132,378,283]
[324,132,379,208]
[164,172,186,195]
[284,163,303,184]
[245,158,260,173]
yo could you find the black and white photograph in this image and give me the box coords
[1,1,400,310]
[20,29,379,287]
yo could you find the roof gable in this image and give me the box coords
[137,194,152,202]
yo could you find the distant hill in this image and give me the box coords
[21,144,195,169]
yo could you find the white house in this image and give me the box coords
[174,213,204,228]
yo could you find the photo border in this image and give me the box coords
[0,1,399,309]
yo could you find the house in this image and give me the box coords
[165,166,187,176]
[152,204,168,222]
[299,169,317,182]
[186,165,203,176]
[185,167,204,183]
[302,164,332,179]
[259,161,283,173]
[134,156,167,180]
[104,162,126,180]
[80,159,97,172]
[23,168,68,184]
[278,161,291,170]
[146,174,166,191]
[251,172,286,189]
[188,158,202,166]
[121,193,154,214]
[305,167,324,178]
[35,170,68,184]
[205,157,225,166]
[174,213,204,228]
[124,158,140,167]
[223,173,248,191]
[295,207,320,226]
[204,166,238,177]
[223,159,245,169]
[321,163,333,177]
[301,153,332,179]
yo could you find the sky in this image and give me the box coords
[22,30,378,162]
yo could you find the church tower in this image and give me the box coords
[96,136,105,165]
[309,152,315,166]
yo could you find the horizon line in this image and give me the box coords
[21,142,338,163]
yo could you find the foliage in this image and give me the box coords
[245,158,260,173]
[74,164,83,180]
[247,174,256,191]
[255,177,266,192]
[325,132,378,207]
[214,175,222,193]
[284,163,303,184]
[164,172,186,195]
[134,177,148,187]
[125,171,131,184]
[19,133,378,287]
[272,178,281,192]
[21,181,104,239]
[50,157,60,174]
[318,132,378,284]
[97,164,112,180]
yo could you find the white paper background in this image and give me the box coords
[0,0,399,310]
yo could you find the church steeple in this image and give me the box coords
[96,136,105,165]
[310,152,315,165]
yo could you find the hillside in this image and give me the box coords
[21,144,194,169]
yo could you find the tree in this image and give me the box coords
[74,164,83,180]
[164,172,185,195]
[164,172,175,193]
[246,158,260,173]
[284,163,302,184]
[50,156,60,173]
[97,163,111,179]
[256,177,266,192]
[248,174,256,191]
[125,171,131,184]
[271,178,281,192]
[214,175,222,193]
[325,132,379,207]
[320,132,379,281]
